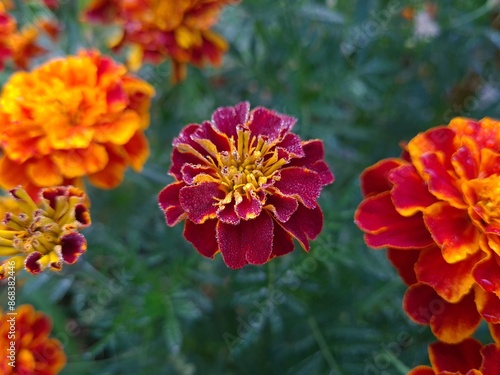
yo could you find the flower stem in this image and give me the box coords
[307,316,341,373]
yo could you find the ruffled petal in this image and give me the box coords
[270,221,295,258]
[424,202,480,263]
[278,203,323,251]
[429,338,482,373]
[273,166,322,209]
[360,158,404,196]
[235,191,262,220]
[248,107,296,141]
[407,366,434,375]
[179,182,225,224]
[184,219,218,258]
[386,248,420,286]
[473,251,500,296]
[480,344,500,374]
[217,212,274,269]
[158,182,187,226]
[211,101,250,139]
[355,192,434,249]
[475,287,500,324]
[264,192,298,223]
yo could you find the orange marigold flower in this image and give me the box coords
[408,338,500,375]
[355,117,500,343]
[0,304,66,375]
[0,185,91,279]
[84,0,238,82]
[158,102,334,269]
[0,50,155,195]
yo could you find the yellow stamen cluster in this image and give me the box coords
[214,128,287,197]
[0,186,91,278]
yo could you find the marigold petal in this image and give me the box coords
[87,147,127,189]
[179,182,225,224]
[386,248,420,285]
[276,133,305,158]
[270,222,295,258]
[408,126,456,172]
[235,192,262,220]
[274,167,322,209]
[193,120,231,153]
[473,252,500,296]
[0,157,31,189]
[451,145,478,180]
[278,203,323,251]
[52,143,109,178]
[360,158,404,197]
[181,163,217,184]
[475,287,500,324]
[217,199,240,225]
[404,284,481,343]
[27,157,63,187]
[416,246,483,303]
[481,344,500,374]
[429,338,483,373]
[94,110,140,145]
[424,202,480,263]
[158,181,186,226]
[389,164,437,216]
[25,252,43,275]
[248,107,296,141]
[420,152,466,208]
[355,192,434,249]
[211,101,250,139]
[184,219,218,258]
[264,193,299,223]
[60,232,87,264]
[123,131,150,171]
[217,212,274,268]
[407,366,434,375]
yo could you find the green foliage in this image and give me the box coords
[2,0,500,374]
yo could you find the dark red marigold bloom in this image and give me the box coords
[158,102,334,269]
[408,338,500,375]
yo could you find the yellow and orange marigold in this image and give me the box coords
[0,305,66,375]
[84,0,238,82]
[0,50,155,197]
[355,117,500,343]
[0,185,91,279]
[158,102,334,269]
[408,338,500,375]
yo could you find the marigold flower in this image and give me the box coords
[0,185,91,279]
[355,117,500,343]
[0,50,155,196]
[84,0,238,82]
[158,102,334,269]
[0,304,66,375]
[408,338,500,375]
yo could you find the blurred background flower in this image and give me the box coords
[0,304,66,375]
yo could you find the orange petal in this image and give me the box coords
[429,338,482,373]
[94,110,141,145]
[52,143,109,178]
[26,157,63,187]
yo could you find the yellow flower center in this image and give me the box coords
[212,129,287,196]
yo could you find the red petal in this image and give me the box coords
[389,164,437,216]
[473,252,500,295]
[489,323,500,343]
[274,167,322,209]
[429,338,483,373]
[235,192,262,220]
[184,219,218,258]
[217,199,240,225]
[61,232,87,264]
[420,152,465,208]
[386,248,420,285]
[408,127,457,171]
[360,158,404,197]
[404,284,481,343]
[181,164,217,184]
[25,252,43,274]
[475,288,500,324]
[193,120,231,153]
[276,133,305,158]
[179,182,225,224]
[170,148,208,181]
[211,102,250,139]
[158,182,186,226]
[451,145,478,180]
[264,193,298,223]
[286,140,334,186]
[407,366,434,375]
[481,344,500,374]
[248,107,296,141]
[217,213,274,268]
[270,222,295,258]
[424,202,480,263]
[355,192,434,249]
[416,246,483,303]
[278,203,323,251]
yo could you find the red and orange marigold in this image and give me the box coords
[0,305,66,375]
[355,117,500,343]
[0,50,155,197]
[84,0,237,82]
[158,102,334,269]
[408,338,500,375]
